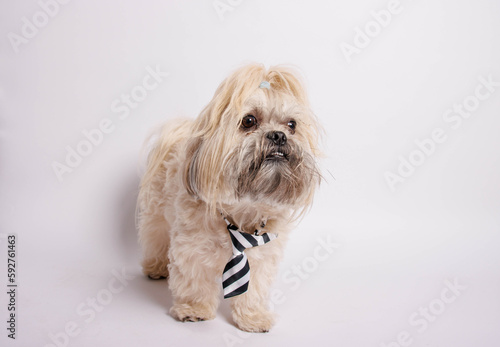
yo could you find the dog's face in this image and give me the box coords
[184,65,320,213]
[227,90,319,206]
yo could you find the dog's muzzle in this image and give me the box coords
[265,131,289,161]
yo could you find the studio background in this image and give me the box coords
[1,0,499,346]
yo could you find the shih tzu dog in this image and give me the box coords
[137,64,321,332]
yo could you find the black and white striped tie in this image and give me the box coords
[222,216,277,299]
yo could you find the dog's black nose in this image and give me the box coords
[266,131,287,146]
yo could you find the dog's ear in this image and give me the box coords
[183,137,203,198]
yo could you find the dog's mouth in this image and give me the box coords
[265,150,288,162]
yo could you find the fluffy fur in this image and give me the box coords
[138,63,321,332]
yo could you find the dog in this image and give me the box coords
[137,64,321,332]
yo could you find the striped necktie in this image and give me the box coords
[222,216,277,299]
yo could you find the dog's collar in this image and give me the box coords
[220,213,266,236]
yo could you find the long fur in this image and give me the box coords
[137,63,321,332]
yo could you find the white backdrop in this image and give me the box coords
[1,0,499,346]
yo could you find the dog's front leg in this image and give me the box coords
[168,233,221,322]
[230,247,281,332]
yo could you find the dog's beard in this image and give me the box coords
[227,137,318,205]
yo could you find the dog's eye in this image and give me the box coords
[287,120,296,132]
[242,115,257,128]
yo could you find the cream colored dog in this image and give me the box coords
[137,64,321,332]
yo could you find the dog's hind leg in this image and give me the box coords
[139,212,171,280]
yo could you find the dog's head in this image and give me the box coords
[184,64,321,215]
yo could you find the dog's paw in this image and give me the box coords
[142,258,169,280]
[170,303,216,322]
[147,274,167,280]
[233,310,275,333]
